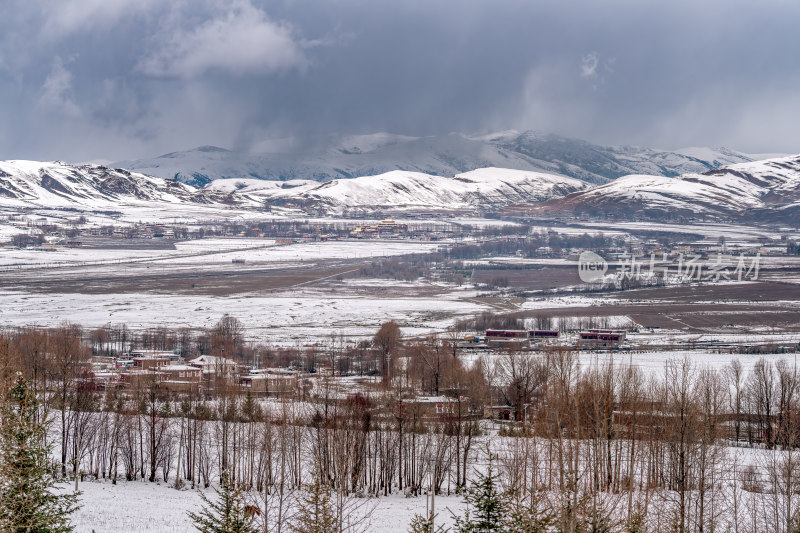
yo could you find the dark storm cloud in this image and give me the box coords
[1,0,799,162]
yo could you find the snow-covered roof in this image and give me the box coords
[187,355,238,369]
[161,364,199,372]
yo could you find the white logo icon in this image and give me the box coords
[578,251,608,283]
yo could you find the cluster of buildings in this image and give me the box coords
[88,351,302,396]
[467,329,627,351]
[349,219,408,238]
[85,351,488,420]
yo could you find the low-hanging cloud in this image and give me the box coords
[580,53,600,79]
[138,0,307,78]
[38,0,158,38]
[38,56,81,117]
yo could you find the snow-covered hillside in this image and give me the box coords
[0,160,257,210]
[4,155,798,222]
[112,131,762,186]
[491,131,761,183]
[539,155,800,222]
[206,167,587,215]
[0,161,585,216]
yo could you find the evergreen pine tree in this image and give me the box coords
[506,489,553,533]
[188,471,259,533]
[556,495,586,533]
[554,492,615,533]
[288,475,340,533]
[0,374,79,533]
[453,461,507,533]
[408,513,435,533]
[624,506,647,533]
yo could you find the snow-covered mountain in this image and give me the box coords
[4,155,799,222]
[537,155,800,223]
[0,161,586,215]
[112,132,762,187]
[494,132,765,184]
[0,160,258,210]
[206,167,588,215]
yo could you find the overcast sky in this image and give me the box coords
[1,0,799,161]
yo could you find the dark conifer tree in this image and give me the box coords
[453,461,507,533]
[189,471,258,533]
[0,374,79,533]
[288,475,340,533]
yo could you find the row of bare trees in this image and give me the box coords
[480,350,800,533]
[87,315,246,358]
[7,321,800,532]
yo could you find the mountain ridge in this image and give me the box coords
[0,160,258,211]
[533,155,800,223]
[3,154,800,224]
[205,167,588,215]
[111,131,764,187]
[0,161,587,216]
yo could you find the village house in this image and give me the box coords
[238,368,300,398]
[131,356,170,371]
[159,364,203,393]
[401,395,473,419]
[188,354,239,375]
[188,354,241,392]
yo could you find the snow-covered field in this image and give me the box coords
[575,349,800,375]
[573,220,792,240]
[0,237,484,344]
[0,287,485,345]
[67,479,465,533]
[0,238,441,269]
[518,294,604,310]
[63,428,791,533]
